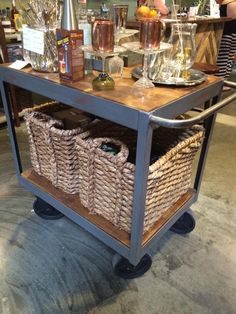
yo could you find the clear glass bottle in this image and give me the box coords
[78,11,92,73]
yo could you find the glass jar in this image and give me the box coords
[22,1,59,73]
[23,26,58,73]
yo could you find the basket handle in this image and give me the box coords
[93,137,129,165]
[150,80,236,129]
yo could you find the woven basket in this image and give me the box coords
[76,125,204,233]
[76,124,136,209]
[24,102,92,194]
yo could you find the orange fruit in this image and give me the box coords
[149,9,158,18]
[136,5,151,18]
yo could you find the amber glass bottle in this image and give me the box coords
[10,0,19,29]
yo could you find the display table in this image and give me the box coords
[127,16,231,66]
[1,64,235,277]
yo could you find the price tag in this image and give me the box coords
[189,6,198,17]
[22,26,45,55]
[210,0,220,17]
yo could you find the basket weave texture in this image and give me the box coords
[76,125,204,234]
[24,102,131,194]
[24,102,92,194]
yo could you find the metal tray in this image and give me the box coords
[132,67,207,86]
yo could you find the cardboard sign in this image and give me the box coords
[22,26,44,55]
[56,28,84,82]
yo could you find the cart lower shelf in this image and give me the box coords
[21,168,195,247]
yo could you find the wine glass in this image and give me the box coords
[108,4,128,78]
[113,4,129,36]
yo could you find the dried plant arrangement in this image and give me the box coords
[21,0,61,72]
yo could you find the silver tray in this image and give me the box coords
[132,67,207,86]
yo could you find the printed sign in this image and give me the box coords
[188,6,198,17]
[210,0,220,17]
[22,26,44,55]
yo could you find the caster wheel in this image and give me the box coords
[170,210,195,234]
[33,198,64,220]
[112,254,152,279]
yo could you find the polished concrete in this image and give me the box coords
[0,75,236,314]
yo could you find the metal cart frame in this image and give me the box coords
[1,65,235,275]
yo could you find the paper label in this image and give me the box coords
[189,6,198,17]
[8,60,30,70]
[22,26,45,55]
[210,0,220,17]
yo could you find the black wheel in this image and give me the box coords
[33,197,64,220]
[170,210,195,234]
[112,254,152,279]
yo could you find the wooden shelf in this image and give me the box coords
[22,169,194,248]
[3,65,222,113]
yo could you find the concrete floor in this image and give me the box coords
[0,74,236,314]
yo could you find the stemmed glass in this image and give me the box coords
[81,19,127,90]
[139,18,167,88]
[108,4,128,78]
[122,18,168,89]
[90,19,115,90]
[113,4,129,35]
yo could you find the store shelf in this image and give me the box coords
[21,168,194,247]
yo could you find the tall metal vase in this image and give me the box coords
[61,0,78,30]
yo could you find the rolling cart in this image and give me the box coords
[1,64,235,279]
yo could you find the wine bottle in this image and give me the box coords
[100,143,120,156]
[10,0,19,29]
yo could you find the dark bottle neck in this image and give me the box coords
[11,1,18,13]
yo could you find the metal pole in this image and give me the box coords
[0,81,22,177]
[129,112,153,265]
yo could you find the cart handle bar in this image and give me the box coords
[150,81,236,129]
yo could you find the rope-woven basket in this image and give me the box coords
[24,102,92,194]
[76,125,204,233]
[24,102,132,194]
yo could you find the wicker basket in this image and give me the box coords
[24,102,131,194]
[76,125,204,233]
[76,125,136,209]
[24,102,93,194]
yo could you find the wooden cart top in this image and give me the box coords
[0,64,222,113]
